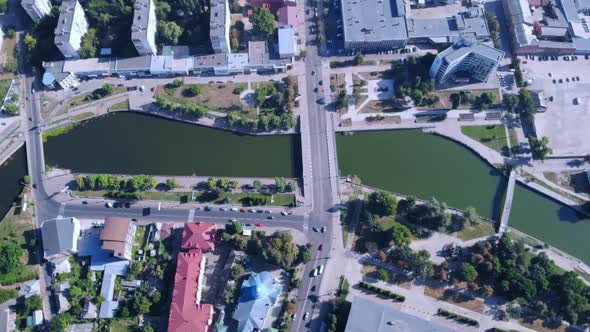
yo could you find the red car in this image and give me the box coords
[240,208,247,213]
[318,244,323,251]
[255,223,264,227]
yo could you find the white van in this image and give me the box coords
[312,267,319,277]
[318,265,324,275]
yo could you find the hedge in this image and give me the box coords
[437,308,479,327]
[358,281,405,302]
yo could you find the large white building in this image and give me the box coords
[210,0,230,53]
[131,0,157,55]
[21,0,52,22]
[429,38,504,84]
[54,0,89,59]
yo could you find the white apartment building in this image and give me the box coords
[210,0,230,53]
[131,0,157,55]
[21,0,52,22]
[429,38,504,84]
[54,0,89,59]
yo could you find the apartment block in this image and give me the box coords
[131,0,157,55]
[210,0,231,53]
[21,0,52,22]
[429,38,504,84]
[54,0,89,58]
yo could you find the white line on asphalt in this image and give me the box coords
[57,203,66,218]
[188,209,195,222]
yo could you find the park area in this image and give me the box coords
[155,81,249,114]
[461,125,509,155]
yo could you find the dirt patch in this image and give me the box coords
[518,319,570,332]
[360,100,405,113]
[544,171,590,197]
[424,286,485,314]
[155,82,250,113]
[364,115,401,124]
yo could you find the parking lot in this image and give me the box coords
[522,55,590,156]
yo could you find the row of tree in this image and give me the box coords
[75,174,156,192]
[154,95,209,118]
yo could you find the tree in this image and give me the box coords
[353,53,364,65]
[366,191,397,216]
[250,8,275,35]
[377,268,390,281]
[3,103,19,115]
[48,314,68,332]
[4,28,15,39]
[156,1,171,18]
[166,178,178,189]
[388,222,412,247]
[464,206,479,225]
[262,231,300,269]
[230,27,240,51]
[186,84,202,96]
[24,295,42,313]
[133,292,152,315]
[0,0,6,13]
[253,179,262,191]
[274,177,287,192]
[529,136,553,160]
[459,263,478,282]
[230,264,245,280]
[158,21,183,45]
[24,34,37,54]
[101,83,114,96]
[0,242,24,273]
[80,28,99,58]
[502,94,519,111]
[226,221,243,235]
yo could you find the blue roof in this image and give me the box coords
[233,272,282,332]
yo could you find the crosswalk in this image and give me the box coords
[188,209,195,222]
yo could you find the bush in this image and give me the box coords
[358,281,405,302]
[437,309,479,327]
[233,85,246,94]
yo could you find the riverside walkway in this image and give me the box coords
[499,169,516,234]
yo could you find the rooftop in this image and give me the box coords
[168,249,213,332]
[210,0,228,37]
[41,217,80,258]
[345,296,456,332]
[54,0,81,44]
[438,38,504,63]
[341,0,408,42]
[131,0,154,41]
[278,26,295,55]
[181,222,217,251]
[277,5,298,26]
[233,272,282,332]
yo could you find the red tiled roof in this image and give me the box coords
[181,222,216,251]
[168,250,213,332]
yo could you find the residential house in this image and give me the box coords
[40,217,80,262]
[131,0,158,55]
[210,0,230,53]
[99,217,136,260]
[277,5,298,27]
[54,0,89,58]
[21,0,52,22]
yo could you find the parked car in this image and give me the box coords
[204,206,212,211]
[321,226,326,233]
[267,216,275,220]
[240,208,248,212]
[318,244,323,251]
[255,223,264,227]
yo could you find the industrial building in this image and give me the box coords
[503,0,590,54]
[340,0,490,51]
[278,26,295,58]
[429,38,504,84]
[210,0,231,53]
[54,0,89,58]
[131,0,158,55]
[21,0,52,22]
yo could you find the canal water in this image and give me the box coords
[0,146,27,221]
[337,130,590,264]
[44,112,302,178]
[336,130,507,220]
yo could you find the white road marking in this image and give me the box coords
[57,203,66,218]
[188,209,195,222]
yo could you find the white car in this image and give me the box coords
[230,207,239,211]
[281,211,288,216]
[303,312,310,320]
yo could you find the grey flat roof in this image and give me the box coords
[114,55,152,71]
[407,15,489,40]
[561,0,580,22]
[345,296,457,332]
[342,0,408,42]
[41,218,77,258]
[54,0,79,44]
[248,41,268,64]
[210,0,228,37]
[131,0,154,41]
[278,26,295,54]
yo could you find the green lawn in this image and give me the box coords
[461,125,509,154]
[72,112,95,122]
[110,99,130,111]
[434,89,501,109]
[453,219,496,241]
[0,79,11,102]
[0,203,39,285]
[63,86,127,111]
[73,190,296,207]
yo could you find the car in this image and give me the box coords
[311,285,316,292]
[303,312,310,320]
[82,201,88,205]
[125,202,130,208]
[220,207,228,211]
[318,244,323,251]
[229,218,238,222]
[312,227,319,232]
[318,80,323,86]
[113,202,120,208]
[248,209,257,213]
[281,211,288,216]
[255,223,264,227]
[246,223,254,226]
[230,207,239,211]
[311,71,315,75]
[204,206,212,211]
[264,209,272,213]
[105,202,112,208]
[240,208,247,212]
[314,87,318,92]
[132,218,138,221]
[321,226,326,233]
[32,183,37,189]
[256,209,264,213]
[267,216,275,219]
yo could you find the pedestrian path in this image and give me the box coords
[499,169,516,234]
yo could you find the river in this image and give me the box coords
[0,146,27,220]
[337,130,590,264]
[44,112,302,178]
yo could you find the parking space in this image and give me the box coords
[522,55,590,156]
